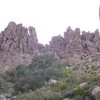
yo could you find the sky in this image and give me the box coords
[0,0,100,44]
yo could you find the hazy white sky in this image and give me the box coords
[0,0,100,44]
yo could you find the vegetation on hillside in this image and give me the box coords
[0,53,100,100]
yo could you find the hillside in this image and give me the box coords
[0,53,99,100]
[0,22,99,100]
[0,22,100,72]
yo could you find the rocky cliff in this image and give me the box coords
[0,21,38,72]
[0,21,38,54]
[0,21,100,72]
[45,26,100,59]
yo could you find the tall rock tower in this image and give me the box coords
[0,21,39,73]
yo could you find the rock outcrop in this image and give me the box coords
[0,21,38,54]
[0,21,38,73]
[45,27,100,60]
[91,86,100,100]
[1,22,100,72]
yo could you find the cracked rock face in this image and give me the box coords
[47,26,100,59]
[0,21,39,73]
[0,21,100,73]
[0,21,38,54]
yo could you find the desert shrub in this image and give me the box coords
[59,68,72,77]
[90,65,99,71]
[29,54,57,69]
[75,87,91,96]
[20,88,62,100]
[53,82,69,91]
[14,74,45,93]
[73,95,84,100]
[0,53,99,100]
[1,54,59,93]
[83,75,100,83]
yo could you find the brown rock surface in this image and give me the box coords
[0,22,100,72]
[79,82,89,90]
[47,27,100,60]
[0,21,38,73]
[91,86,100,100]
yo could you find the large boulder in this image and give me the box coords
[91,86,100,100]
[79,82,89,90]
[48,79,57,85]
[0,95,6,100]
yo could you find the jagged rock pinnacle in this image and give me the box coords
[0,21,39,73]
